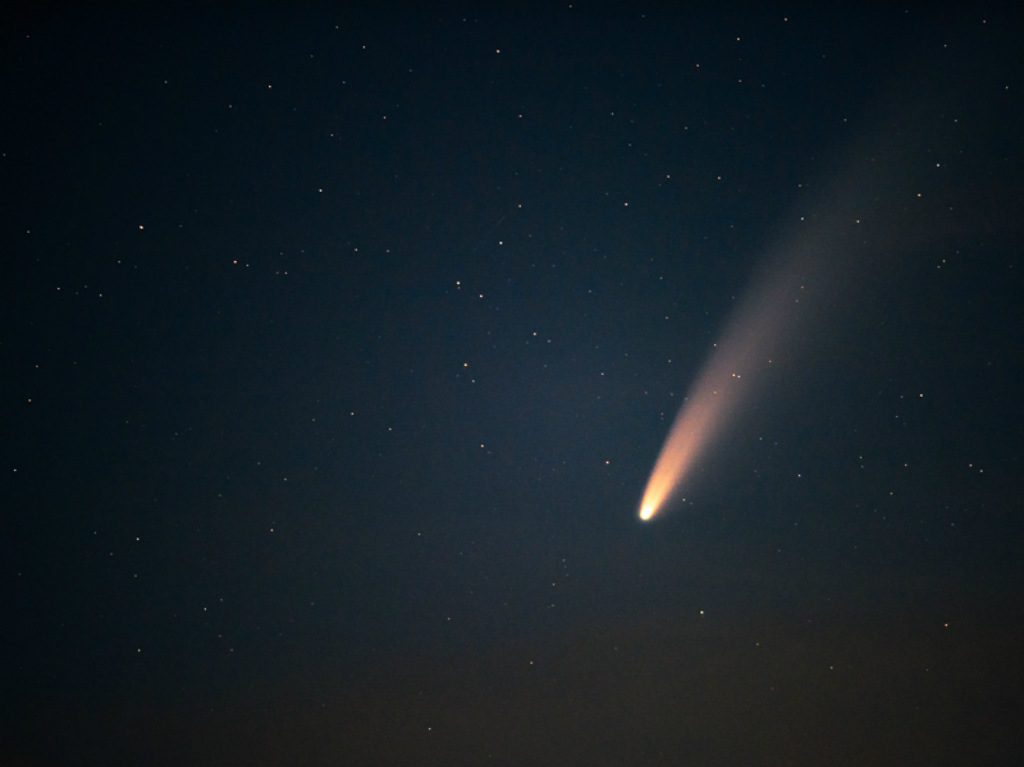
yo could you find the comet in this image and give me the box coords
[636,127,914,522]
[638,257,806,521]
[635,42,1001,523]
[637,136,916,522]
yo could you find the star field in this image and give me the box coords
[4,6,1023,765]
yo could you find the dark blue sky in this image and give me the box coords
[4,5,1023,765]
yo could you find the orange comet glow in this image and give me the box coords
[637,68,977,522]
[638,257,809,522]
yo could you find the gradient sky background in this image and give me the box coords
[4,5,1023,765]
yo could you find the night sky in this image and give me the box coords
[5,5,1024,765]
